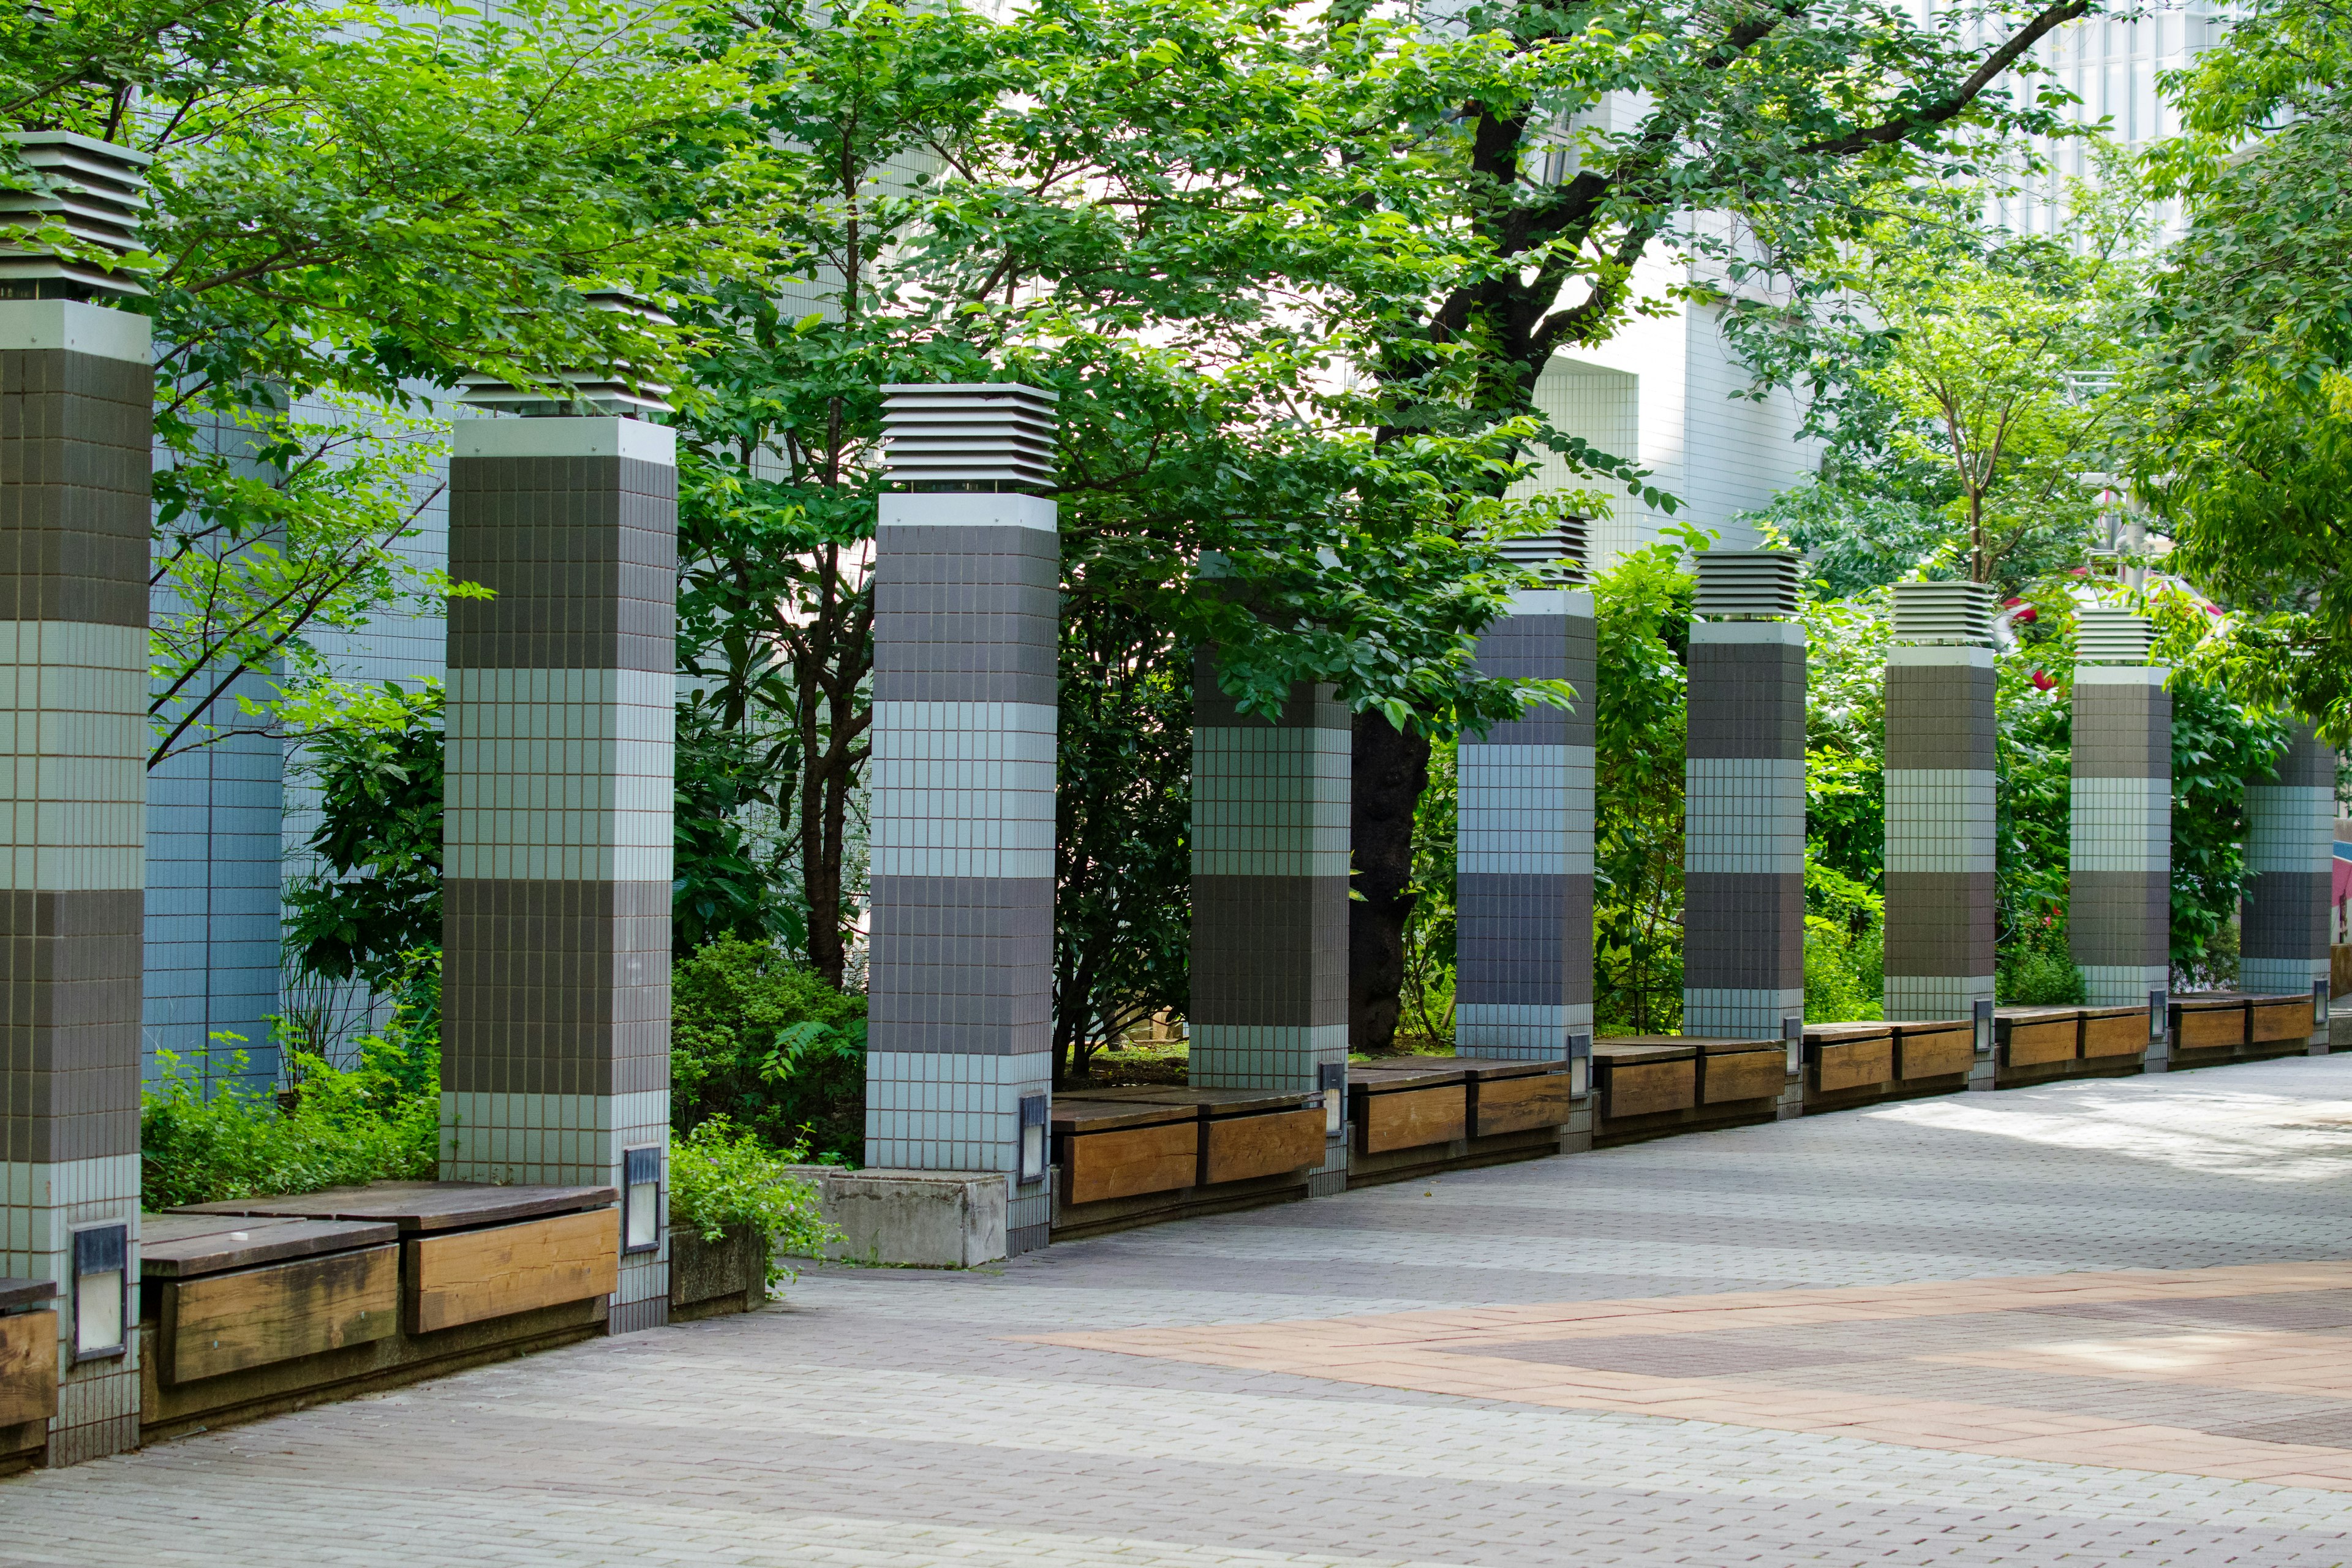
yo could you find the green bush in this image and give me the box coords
[668,1117,837,1289]
[1998,923,2088,1006]
[673,937,865,1160]
[141,1008,440,1210]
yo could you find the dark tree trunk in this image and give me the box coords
[1349,710,1430,1052]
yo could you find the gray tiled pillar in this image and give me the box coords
[441,415,676,1333]
[1189,663,1350,1094]
[1455,529,1594,1061]
[1882,582,1996,1025]
[1683,551,1805,1039]
[2070,608,2170,1009]
[2241,722,2334,1001]
[864,385,1058,1257]
[0,296,151,1463]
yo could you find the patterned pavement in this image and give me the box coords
[6,1056,2352,1566]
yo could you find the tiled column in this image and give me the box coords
[1683,551,1806,1039]
[864,385,1058,1257]
[1189,662,1351,1102]
[0,297,151,1463]
[2070,608,2171,1009]
[1882,582,1996,1027]
[442,416,676,1333]
[2241,722,2334,1003]
[1455,530,1594,1061]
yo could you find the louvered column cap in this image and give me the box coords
[1891,581,1994,645]
[1694,549,1801,619]
[2076,605,2157,665]
[454,290,674,417]
[883,382,1058,491]
[1492,519,1590,583]
[0,130,151,301]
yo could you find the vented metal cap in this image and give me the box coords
[883,382,1058,491]
[455,290,674,417]
[1694,549,1801,619]
[0,130,151,301]
[1891,580,1994,645]
[1492,519,1590,582]
[2076,605,2157,665]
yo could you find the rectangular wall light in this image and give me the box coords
[1017,1093,1049,1186]
[622,1145,663,1254]
[1563,1031,1593,1099]
[1973,998,1995,1058]
[70,1223,127,1362]
[1782,1016,1804,1077]
[2149,988,2168,1042]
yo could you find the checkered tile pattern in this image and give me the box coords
[864,493,1057,1254]
[1457,591,1595,1060]
[2071,660,2170,1008]
[0,300,152,1463]
[1191,662,1348,1091]
[1883,646,1995,1022]
[2242,724,2334,1000]
[443,417,677,1330]
[1684,620,1805,1038]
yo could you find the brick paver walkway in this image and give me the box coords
[8,1057,2352,1565]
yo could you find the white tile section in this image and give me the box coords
[1189,1024,1349,1093]
[865,1049,1052,1173]
[870,699,1056,880]
[2081,963,2171,1009]
[1884,974,1996,1025]
[1457,744,1594,875]
[1455,1001,1591,1060]
[2245,785,2334,875]
[2070,777,2170,872]
[1888,644,1995,671]
[444,666,674,881]
[1883,769,1996,875]
[1684,987,1803,1039]
[1191,726,1351,879]
[440,1088,671,1191]
[0,298,150,361]
[0,622,146,892]
[2239,957,2328,998]
[2074,664,2168,690]
[453,416,676,466]
[1683,758,1804,875]
[1688,618,1805,649]
[0,1153,141,1460]
[879,492,1058,533]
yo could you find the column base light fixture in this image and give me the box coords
[1317,1062,1347,1138]
[1017,1093,1049,1186]
[70,1222,126,1362]
[622,1144,662,1254]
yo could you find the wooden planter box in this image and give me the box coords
[669,1223,766,1321]
[148,1181,617,1441]
[0,1278,56,1476]
[1050,1087,1327,1239]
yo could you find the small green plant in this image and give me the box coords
[1999,925,2089,1007]
[668,1118,837,1289]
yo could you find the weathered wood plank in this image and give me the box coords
[141,1216,399,1280]
[405,1210,619,1335]
[1203,1109,1326,1184]
[1898,1028,1975,1080]
[1603,1058,1696,1120]
[1701,1050,1786,1105]
[2003,1018,2078,1067]
[1360,1086,1468,1153]
[2177,1005,2247,1050]
[2082,1013,2150,1058]
[177,1181,614,1233]
[1066,1121,1197,1205]
[2251,1001,2315,1045]
[160,1245,398,1385]
[1816,1038,1893,1093]
[1474,1072,1575,1135]
[0,1311,56,1429]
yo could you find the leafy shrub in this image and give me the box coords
[142,1036,439,1211]
[283,685,444,996]
[1999,923,2088,1006]
[672,936,865,1159]
[668,1117,837,1289]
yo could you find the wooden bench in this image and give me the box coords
[0,1278,56,1476]
[1996,1005,2151,1084]
[141,1213,399,1387]
[2169,992,2321,1067]
[1347,1058,1578,1186]
[145,1182,619,1442]
[1048,1087,1326,1239]
[1594,1037,1783,1145]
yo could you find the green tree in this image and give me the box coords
[1591,537,1692,1034]
[2133,0,2352,742]
[281,684,443,995]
